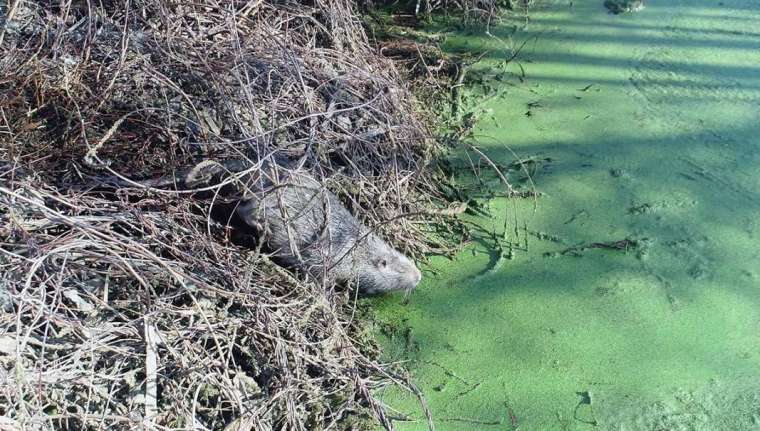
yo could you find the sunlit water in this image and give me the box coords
[374,0,760,429]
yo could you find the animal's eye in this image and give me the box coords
[378,259,387,268]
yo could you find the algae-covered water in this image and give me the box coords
[374,1,760,429]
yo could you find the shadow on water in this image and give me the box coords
[529,17,760,40]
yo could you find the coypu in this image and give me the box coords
[187,161,422,294]
[604,0,644,14]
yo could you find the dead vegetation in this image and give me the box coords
[0,0,469,429]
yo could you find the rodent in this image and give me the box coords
[80,159,423,294]
[187,160,422,294]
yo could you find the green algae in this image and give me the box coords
[374,0,760,429]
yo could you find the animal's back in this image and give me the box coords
[237,167,361,275]
[233,163,421,294]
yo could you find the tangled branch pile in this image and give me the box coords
[0,0,458,429]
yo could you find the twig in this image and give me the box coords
[143,320,159,426]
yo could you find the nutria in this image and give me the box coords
[187,161,422,294]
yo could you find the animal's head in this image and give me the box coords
[353,234,422,295]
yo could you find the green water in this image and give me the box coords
[374,1,760,429]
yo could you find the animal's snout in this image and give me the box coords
[410,266,422,287]
[413,267,422,284]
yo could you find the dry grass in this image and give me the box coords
[0,0,465,429]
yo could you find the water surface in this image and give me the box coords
[375,0,760,429]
